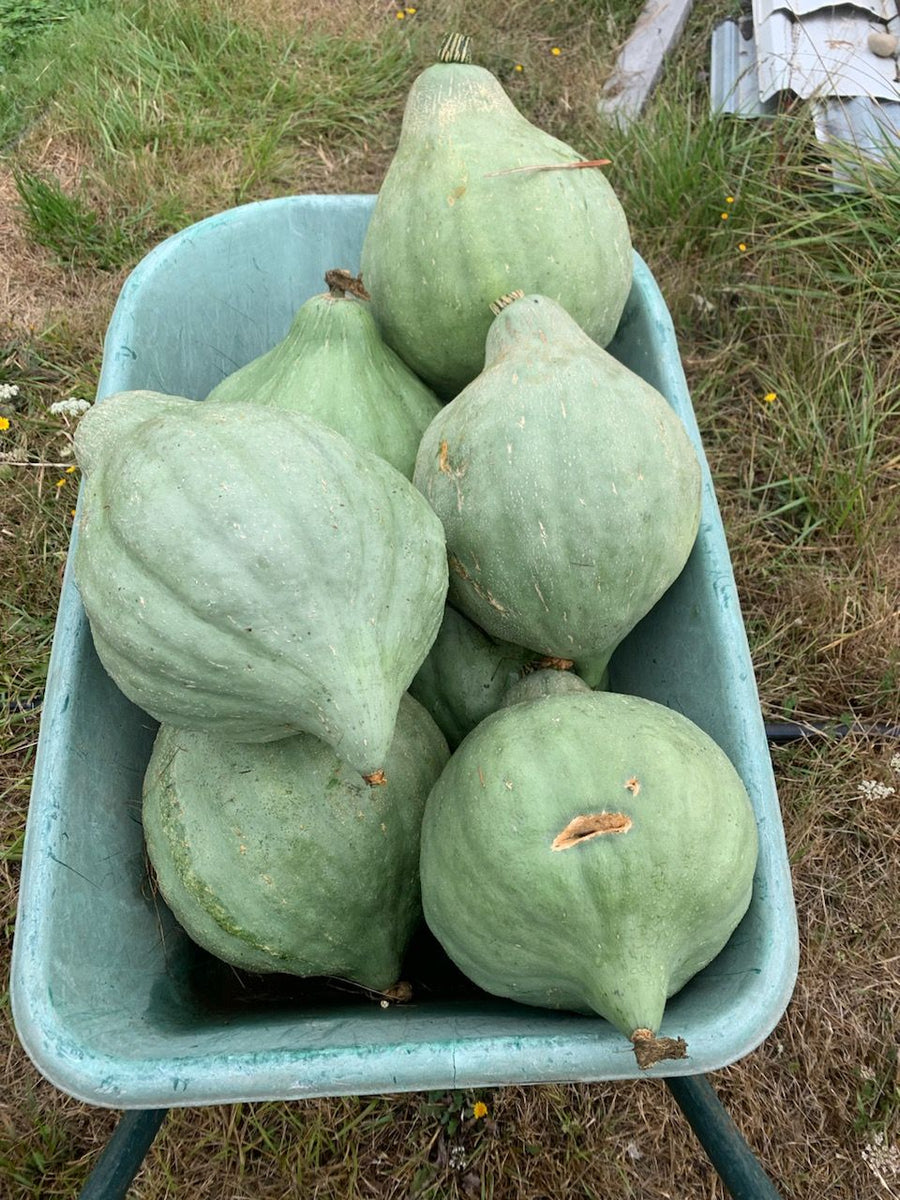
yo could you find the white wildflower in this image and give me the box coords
[862,1131,900,1186]
[625,1140,644,1161]
[891,753,900,774]
[858,780,896,801]
[49,397,92,417]
[448,1144,468,1171]
[0,383,20,402]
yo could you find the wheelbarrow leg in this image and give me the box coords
[665,1075,782,1199]
[78,1109,169,1200]
[72,1078,782,1198]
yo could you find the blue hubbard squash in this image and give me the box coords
[143,694,449,991]
[73,391,448,777]
[360,33,633,399]
[500,667,594,707]
[419,690,759,1067]
[413,293,701,687]
[408,604,543,749]
[409,605,597,748]
[205,270,441,480]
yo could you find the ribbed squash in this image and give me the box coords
[361,34,632,398]
[413,293,701,686]
[205,271,441,479]
[74,391,448,775]
[419,691,759,1066]
[143,694,449,991]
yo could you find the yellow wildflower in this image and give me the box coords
[763,391,777,404]
[56,478,66,488]
[395,9,405,18]
[472,1101,488,1119]
[66,464,77,473]
[550,46,561,56]
[725,195,735,204]
[0,416,9,431]
[738,242,747,252]
[514,63,524,71]
[720,212,729,220]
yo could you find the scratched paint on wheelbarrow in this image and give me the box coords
[10,194,798,1108]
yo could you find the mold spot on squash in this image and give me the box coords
[551,811,632,849]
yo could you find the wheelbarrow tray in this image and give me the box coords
[11,194,798,1109]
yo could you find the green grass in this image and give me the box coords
[13,168,151,268]
[0,0,97,67]
[2,0,900,1196]
[1,0,414,150]
[1,0,417,267]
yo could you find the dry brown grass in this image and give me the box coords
[0,149,135,373]
[222,0,395,39]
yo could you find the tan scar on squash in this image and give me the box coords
[551,811,632,850]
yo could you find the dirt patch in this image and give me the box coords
[0,136,125,341]
[220,0,397,39]
[0,130,393,348]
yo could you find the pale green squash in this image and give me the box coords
[413,294,701,686]
[205,271,441,479]
[408,604,539,749]
[501,667,594,707]
[409,605,597,747]
[143,694,449,990]
[74,391,448,775]
[419,691,759,1066]
[361,34,633,398]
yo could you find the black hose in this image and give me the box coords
[765,719,900,743]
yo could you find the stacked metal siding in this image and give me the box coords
[710,0,900,165]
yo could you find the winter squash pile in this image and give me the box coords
[72,35,758,1069]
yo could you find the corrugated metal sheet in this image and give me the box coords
[813,93,900,149]
[710,18,776,115]
[753,2,900,101]
[710,0,900,169]
[770,0,894,19]
[812,94,900,171]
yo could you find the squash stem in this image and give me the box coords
[631,1028,688,1070]
[489,290,525,316]
[438,32,472,64]
[324,268,370,301]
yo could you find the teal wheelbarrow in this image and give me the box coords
[10,195,799,1198]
